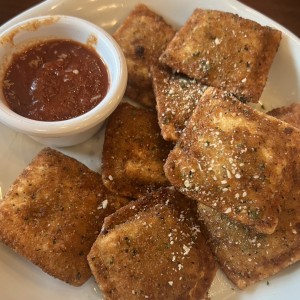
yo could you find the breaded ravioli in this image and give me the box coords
[164,87,300,235]
[113,4,176,107]
[151,64,208,141]
[198,181,300,289]
[102,102,173,199]
[268,103,300,129]
[88,187,217,300]
[160,9,281,103]
[0,148,129,286]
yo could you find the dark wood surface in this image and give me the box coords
[0,0,299,37]
[239,0,300,37]
[0,0,42,25]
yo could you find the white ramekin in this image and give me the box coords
[0,15,127,147]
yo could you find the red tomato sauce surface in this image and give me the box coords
[3,39,109,121]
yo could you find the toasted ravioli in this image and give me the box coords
[102,102,173,198]
[0,148,129,286]
[113,4,176,107]
[88,187,217,300]
[268,103,300,129]
[160,9,281,103]
[198,183,300,289]
[164,87,300,234]
[151,64,208,141]
[100,184,131,212]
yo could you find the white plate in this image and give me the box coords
[0,0,299,299]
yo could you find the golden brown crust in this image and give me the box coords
[164,87,300,234]
[198,183,300,289]
[268,103,300,129]
[151,64,208,141]
[88,187,217,300]
[160,9,281,103]
[101,102,173,198]
[125,84,155,108]
[0,148,129,286]
[113,4,176,107]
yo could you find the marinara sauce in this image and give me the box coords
[2,39,109,121]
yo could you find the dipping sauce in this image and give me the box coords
[2,39,109,121]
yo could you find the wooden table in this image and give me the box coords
[0,0,299,37]
[239,0,300,37]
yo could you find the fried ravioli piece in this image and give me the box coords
[88,187,217,300]
[268,103,300,129]
[113,4,176,107]
[102,102,173,198]
[160,9,281,103]
[151,64,208,141]
[101,184,131,212]
[198,182,300,289]
[164,87,300,234]
[0,148,129,286]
